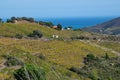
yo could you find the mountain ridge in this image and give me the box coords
[82,17,120,36]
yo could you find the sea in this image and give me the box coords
[35,17,115,29]
[3,17,115,29]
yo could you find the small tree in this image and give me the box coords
[28,18,34,22]
[57,24,62,30]
[6,19,12,23]
[11,16,16,21]
[0,18,2,22]
[45,22,54,27]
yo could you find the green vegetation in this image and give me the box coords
[0,18,2,23]
[0,19,119,80]
[82,17,120,35]
[97,42,120,53]
[14,64,46,80]
[15,34,23,39]
[7,17,35,23]
[3,55,23,67]
[57,24,62,30]
[28,30,43,38]
[69,54,120,80]
[39,21,54,27]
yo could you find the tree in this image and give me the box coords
[28,18,34,22]
[67,26,72,29]
[6,19,12,23]
[57,24,62,30]
[39,21,54,27]
[0,18,2,22]
[45,22,54,27]
[11,16,16,21]
[21,17,28,20]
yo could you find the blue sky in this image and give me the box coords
[0,0,120,18]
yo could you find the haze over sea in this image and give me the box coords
[36,17,115,29]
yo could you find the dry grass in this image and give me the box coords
[0,23,118,80]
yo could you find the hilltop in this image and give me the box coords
[82,17,120,36]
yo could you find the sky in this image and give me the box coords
[0,0,120,18]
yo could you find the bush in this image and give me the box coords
[39,21,54,27]
[85,53,96,62]
[71,56,120,80]
[71,36,89,40]
[6,17,35,23]
[15,34,23,39]
[3,55,23,67]
[28,30,43,38]
[38,54,46,60]
[69,67,80,74]
[104,53,109,59]
[14,64,46,80]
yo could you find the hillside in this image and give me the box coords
[0,22,120,80]
[82,17,120,36]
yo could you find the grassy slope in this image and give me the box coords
[0,22,117,80]
[0,23,58,37]
[97,42,120,53]
[0,38,116,80]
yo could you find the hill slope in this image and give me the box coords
[0,22,120,80]
[82,17,120,36]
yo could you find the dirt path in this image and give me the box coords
[81,40,120,56]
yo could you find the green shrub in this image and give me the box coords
[28,30,43,38]
[39,21,54,27]
[15,34,23,39]
[84,53,96,63]
[14,64,46,80]
[3,55,23,67]
[38,54,46,60]
[104,53,109,59]
[71,36,89,40]
[69,67,80,74]
[70,56,120,80]
[56,24,62,31]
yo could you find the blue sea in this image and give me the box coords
[3,17,115,29]
[36,17,115,29]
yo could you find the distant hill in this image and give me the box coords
[82,17,120,36]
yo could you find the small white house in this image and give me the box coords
[52,35,59,38]
[67,27,71,30]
